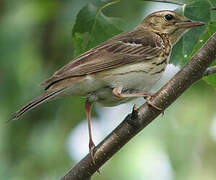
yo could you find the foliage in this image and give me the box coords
[0,0,216,180]
[72,0,216,87]
[170,0,216,87]
[72,1,123,57]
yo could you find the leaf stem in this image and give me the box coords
[97,0,121,13]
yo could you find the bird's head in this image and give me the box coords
[139,10,205,45]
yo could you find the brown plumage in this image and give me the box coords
[10,10,204,160]
[40,29,165,86]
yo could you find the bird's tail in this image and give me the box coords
[9,88,66,123]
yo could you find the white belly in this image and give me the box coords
[90,62,165,106]
[63,61,167,107]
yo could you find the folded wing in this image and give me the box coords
[40,29,163,87]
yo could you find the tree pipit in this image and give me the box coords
[11,10,204,162]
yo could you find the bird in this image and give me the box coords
[10,10,204,160]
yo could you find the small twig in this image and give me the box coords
[203,65,216,76]
[142,0,184,5]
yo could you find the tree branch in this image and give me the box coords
[60,33,216,180]
[142,0,184,5]
[203,65,216,77]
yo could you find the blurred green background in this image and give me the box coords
[0,0,216,180]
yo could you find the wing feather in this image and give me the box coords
[40,29,164,86]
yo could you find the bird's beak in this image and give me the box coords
[176,20,205,28]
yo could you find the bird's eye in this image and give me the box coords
[164,14,174,21]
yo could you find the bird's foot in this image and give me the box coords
[89,140,96,164]
[143,94,164,115]
[143,94,162,111]
[89,140,100,174]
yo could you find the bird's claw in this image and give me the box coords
[89,141,96,164]
[144,94,162,111]
[89,141,100,174]
[132,104,139,119]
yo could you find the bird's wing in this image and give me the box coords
[40,29,164,86]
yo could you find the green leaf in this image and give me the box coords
[170,0,213,66]
[169,0,216,87]
[72,1,122,57]
[201,22,216,87]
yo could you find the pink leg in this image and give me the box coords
[112,87,161,110]
[85,100,96,162]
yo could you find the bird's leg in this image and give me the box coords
[112,87,162,111]
[85,100,96,163]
